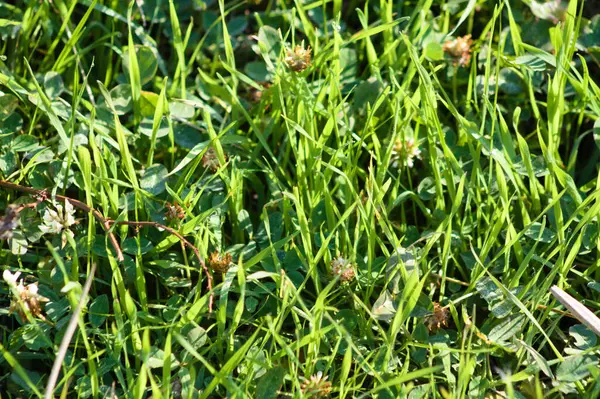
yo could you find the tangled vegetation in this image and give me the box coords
[1,0,600,397]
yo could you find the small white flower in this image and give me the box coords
[26,283,38,296]
[40,208,62,234]
[3,269,21,287]
[4,268,49,321]
[64,200,76,226]
[391,137,421,169]
[7,278,49,322]
[39,201,76,236]
[331,256,350,270]
[15,280,26,296]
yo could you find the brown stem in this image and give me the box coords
[0,180,125,262]
[14,201,43,213]
[107,220,213,312]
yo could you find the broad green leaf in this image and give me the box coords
[424,42,444,61]
[140,164,168,195]
[139,117,169,138]
[169,99,195,120]
[140,90,160,117]
[43,71,64,98]
[11,135,38,152]
[9,230,28,255]
[110,84,133,115]
[556,355,597,382]
[122,237,155,255]
[524,222,556,243]
[0,151,16,173]
[122,45,158,85]
[238,209,253,236]
[257,26,281,62]
[0,113,23,135]
[147,346,179,369]
[244,61,272,82]
[487,314,525,344]
[387,247,418,295]
[372,290,397,321]
[256,367,285,399]
[0,94,18,119]
[89,295,109,328]
[569,324,597,350]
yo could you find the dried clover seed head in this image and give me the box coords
[443,35,473,67]
[208,251,232,273]
[202,147,225,171]
[331,256,355,283]
[300,371,332,398]
[165,202,185,221]
[425,302,449,332]
[285,44,312,72]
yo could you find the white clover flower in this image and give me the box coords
[331,256,350,271]
[4,272,49,321]
[40,209,61,234]
[391,137,421,168]
[64,200,76,225]
[39,201,76,247]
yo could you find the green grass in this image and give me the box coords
[1,0,600,397]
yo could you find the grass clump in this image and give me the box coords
[1,0,600,397]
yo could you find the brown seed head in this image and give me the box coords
[425,302,449,332]
[443,35,473,67]
[165,202,185,221]
[285,44,312,72]
[208,251,232,274]
[331,256,355,283]
[202,147,225,171]
[300,371,332,398]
